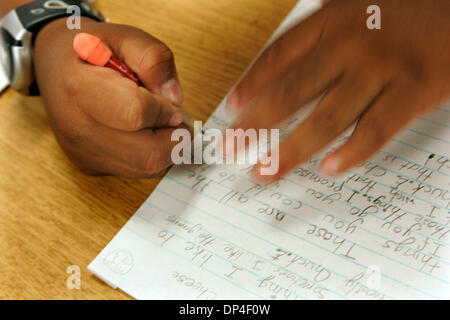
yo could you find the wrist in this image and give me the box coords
[2,0,105,94]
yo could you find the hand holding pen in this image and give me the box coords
[73,32,195,133]
[34,18,185,178]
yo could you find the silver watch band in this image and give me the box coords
[1,9,33,94]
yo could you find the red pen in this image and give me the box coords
[73,33,142,86]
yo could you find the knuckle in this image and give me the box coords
[152,43,174,64]
[63,76,82,97]
[353,66,386,89]
[58,146,103,176]
[402,62,425,86]
[138,43,174,72]
[279,156,298,175]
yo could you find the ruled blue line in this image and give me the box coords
[418,117,450,130]
[231,155,450,245]
[406,128,450,145]
[137,202,348,300]
[391,138,449,163]
[129,218,302,300]
[299,150,450,231]
[163,175,442,299]
[337,164,450,219]
[337,134,450,177]
[437,108,450,113]
[150,187,394,300]
[303,155,450,234]
[123,224,266,300]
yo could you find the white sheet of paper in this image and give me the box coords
[88,0,450,300]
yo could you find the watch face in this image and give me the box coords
[0,29,11,93]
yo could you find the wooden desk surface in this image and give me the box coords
[0,0,296,299]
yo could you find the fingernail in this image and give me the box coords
[169,111,183,127]
[161,78,184,105]
[320,157,341,177]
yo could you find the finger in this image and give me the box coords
[227,7,326,109]
[319,82,424,176]
[60,111,181,178]
[233,42,347,133]
[251,70,384,182]
[225,43,347,159]
[73,67,183,131]
[99,25,183,104]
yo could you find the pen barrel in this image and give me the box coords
[106,57,142,87]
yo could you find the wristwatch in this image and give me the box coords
[0,0,105,95]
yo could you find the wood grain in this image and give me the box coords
[0,0,296,299]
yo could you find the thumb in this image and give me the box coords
[102,25,184,105]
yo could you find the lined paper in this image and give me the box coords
[88,0,450,300]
